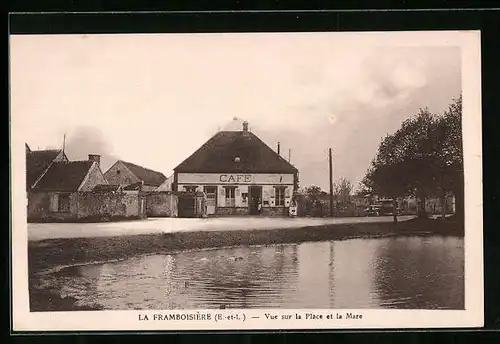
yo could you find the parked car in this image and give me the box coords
[365,200,402,217]
[364,205,381,216]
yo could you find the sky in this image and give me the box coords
[10,32,462,191]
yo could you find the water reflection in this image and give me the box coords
[371,236,464,309]
[38,236,464,310]
[330,239,381,309]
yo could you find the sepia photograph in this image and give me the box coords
[10,30,483,331]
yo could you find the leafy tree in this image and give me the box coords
[334,177,353,207]
[301,185,324,200]
[435,95,463,219]
[297,185,326,217]
[363,108,439,217]
[362,95,463,220]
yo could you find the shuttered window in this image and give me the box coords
[274,186,286,206]
[225,187,236,207]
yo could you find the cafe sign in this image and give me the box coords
[177,173,294,185]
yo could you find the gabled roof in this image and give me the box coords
[26,149,62,189]
[120,161,167,186]
[92,184,122,192]
[33,161,94,192]
[174,131,298,174]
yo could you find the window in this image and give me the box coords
[275,186,286,207]
[184,186,197,193]
[225,187,236,207]
[58,194,70,212]
[204,186,217,197]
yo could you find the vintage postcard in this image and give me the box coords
[10,30,483,332]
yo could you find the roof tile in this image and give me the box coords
[26,149,62,189]
[174,131,298,173]
[33,161,94,192]
[121,161,166,186]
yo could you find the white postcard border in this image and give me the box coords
[10,30,483,332]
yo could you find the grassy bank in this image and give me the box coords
[29,217,463,273]
[28,217,463,312]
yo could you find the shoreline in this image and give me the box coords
[28,217,463,312]
[29,217,463,273]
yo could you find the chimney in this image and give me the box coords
[88,154,101,166]
[242,121,249,132]
[277,142,281,155]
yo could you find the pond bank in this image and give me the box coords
[29,217,463,273]
[28,217,463,312]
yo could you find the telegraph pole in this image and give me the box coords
[329,148,334,217]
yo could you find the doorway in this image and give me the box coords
[178,196,196,218]
[203,186,217,215]
[249,186,262,215]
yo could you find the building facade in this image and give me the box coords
[173,120,299,216]
[27,151,147,222]
[104,160,167,192]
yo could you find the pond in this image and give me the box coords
[37,236,464,310]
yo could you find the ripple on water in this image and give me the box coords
[36,236,464,310]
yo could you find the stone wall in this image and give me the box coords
[77,191,145,220]
[28,191,146,222]
[214,206,289,217]
[146,192,178,217]
[261,207,289,217]
[215,207,249,216]
[27,192,79,222]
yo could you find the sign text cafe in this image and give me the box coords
[175,173,294,216]
[172,119,299,216]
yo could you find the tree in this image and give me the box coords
[333,177,353,207]
[435,95,463,219]
[301,185,324,200]
[362,95,463,221]
[298,185,326,217]
[363,108,440,218]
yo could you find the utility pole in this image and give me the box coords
[329,148,334,217]
[62,133,66,153]
[288,149,291,163]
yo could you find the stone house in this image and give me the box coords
[27,153,107,222]
[26,149,147,222]
[172,120,299,216]
[104,160,167,192]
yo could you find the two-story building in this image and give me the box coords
[173,121,299,216]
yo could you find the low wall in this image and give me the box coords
[28,191,146,223]
[27,192,79,222]
[215,207,249,216]
[261,207,289,217]
[146,192,178,217]
[77,192,145,221]
[214,207,289,217]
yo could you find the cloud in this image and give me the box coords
[64,126,118,172]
